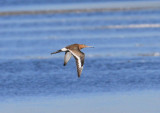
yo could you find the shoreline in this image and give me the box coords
[1,1,160,16]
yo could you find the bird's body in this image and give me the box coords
[51,44,93,77]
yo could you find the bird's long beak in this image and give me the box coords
[86,46,94,48]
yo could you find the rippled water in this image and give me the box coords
[0,1,160,100]
[0,57,160,98]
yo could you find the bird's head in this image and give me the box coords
[79,44,94,49]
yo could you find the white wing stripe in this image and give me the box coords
[68,50,81,68]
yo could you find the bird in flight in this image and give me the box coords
[51,44,94,77]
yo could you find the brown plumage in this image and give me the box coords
[51,44,94,77]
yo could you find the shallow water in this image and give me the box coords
[0,1,160,102]
[0,57,160,99]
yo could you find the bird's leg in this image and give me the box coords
[51,50,62,54]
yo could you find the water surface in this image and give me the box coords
[0,1,160,112]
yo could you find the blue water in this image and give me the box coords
[0,1,160,100]
[1,0,156,6]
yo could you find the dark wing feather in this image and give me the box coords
[69,49,85,77]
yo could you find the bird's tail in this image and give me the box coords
[51,50,62,55]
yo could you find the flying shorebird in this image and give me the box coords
[51,44,94,77]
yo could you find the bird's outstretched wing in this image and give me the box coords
[69,49,85,77]
[64,52,72,66]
